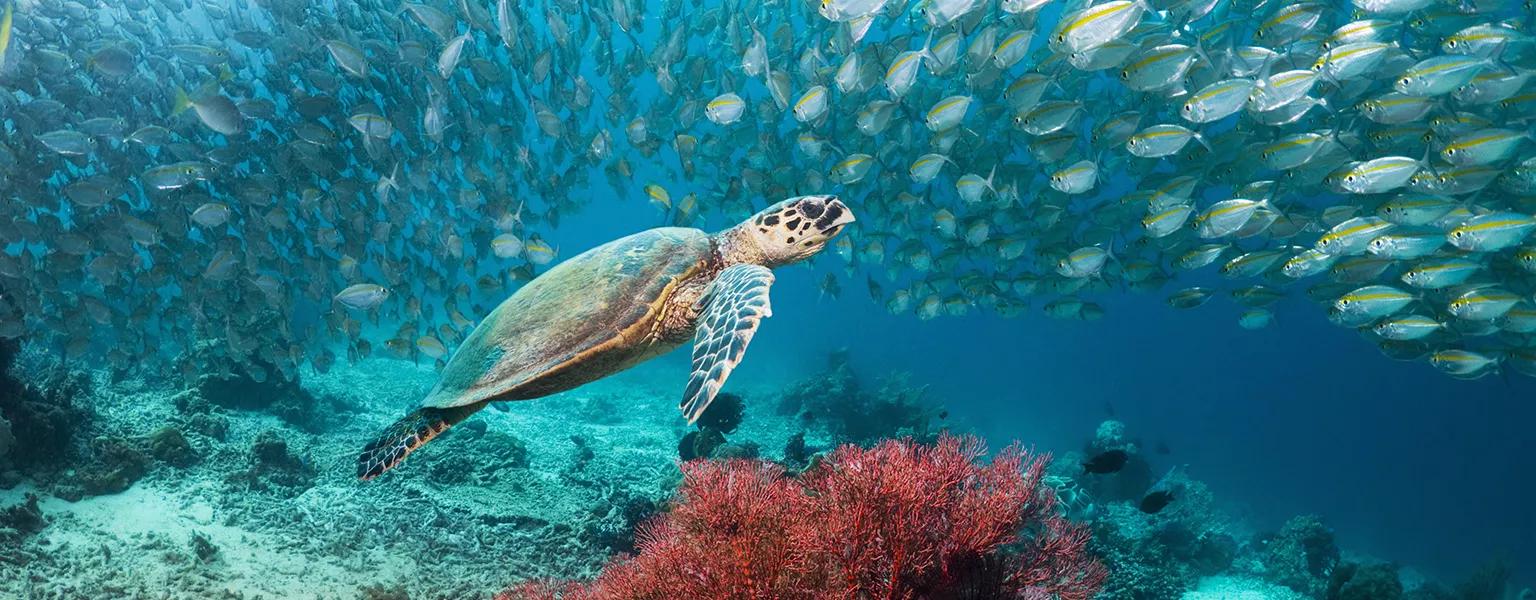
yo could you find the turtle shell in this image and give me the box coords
[423,227,712,409]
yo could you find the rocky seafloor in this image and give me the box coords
[0,338,1528,600]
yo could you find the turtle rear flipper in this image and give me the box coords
[680,264,774,424]
[357,404,481,480]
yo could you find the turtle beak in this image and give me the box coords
[827,197,855,227]
[812,196,854,234]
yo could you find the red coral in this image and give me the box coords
[498,435,1105,600]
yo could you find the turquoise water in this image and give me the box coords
[1,0,1534,597]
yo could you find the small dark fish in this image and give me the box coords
[1139,490,1175,514]
[1103,402,1116,417]
[1082,449,1129,474]
[937,410,948,420]
[1155,441,1171,455]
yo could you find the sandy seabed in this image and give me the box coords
[0,356,811,599]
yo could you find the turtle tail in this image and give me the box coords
[357,404,479,481]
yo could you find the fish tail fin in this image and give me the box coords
[357,404,480,480]
[172,86,192,115]
[1191,131,1213,152]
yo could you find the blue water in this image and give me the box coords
[5,0,1535,594]
[559,187,1536,585]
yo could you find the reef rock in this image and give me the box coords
[58,436,151,499]
[0,358,92,471]
[422,428,530,487]
[695,392,744,434]
[777,352,942,445]
[149,426,200,468]
[195,364,322,431]
[0,414,13,464]
[1327,562,1404,600]
[1263,514,1341,598]
[228,429,316,495]
[0,492,47,542]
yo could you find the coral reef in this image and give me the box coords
[780,430,810,469]
[0,412,12,466]
[676,424,725,461]
[194,364,324,431]
[421,426,532,487]
[58,435,151,500]
[0,355,92,471]
[0,492,46,542]
[224,429,316,495]
[1327,562,1404,600]
[580,487,660,555]
[149,426,200,468]
[0,350,1521,599]
[1089,503,1192,600]
[1262,514,1341,597]
[1079,420,1154,504]
[776,350,944,445]
[675,392,747,462]
[503,435,1105,600]
[1052,420,1246,600]
[1455,559,1511,600]
[0,338,16,374]
[694,391,743,434]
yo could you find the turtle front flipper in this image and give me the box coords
[357,403,481,480]
[680,264,774,424]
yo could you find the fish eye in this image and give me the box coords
[1447,40,1458,48]
[1120,70,1130,80]
[1399,77,1412,86]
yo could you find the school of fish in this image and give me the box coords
[0,0,1533,383]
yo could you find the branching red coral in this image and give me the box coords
[498,435,1105,600]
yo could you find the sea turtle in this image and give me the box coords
[357,195,855,479]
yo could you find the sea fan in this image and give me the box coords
[498,434,1105,600]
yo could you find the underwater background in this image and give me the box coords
[1,0,1535,598]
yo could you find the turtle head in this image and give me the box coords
[738,195,855,266]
